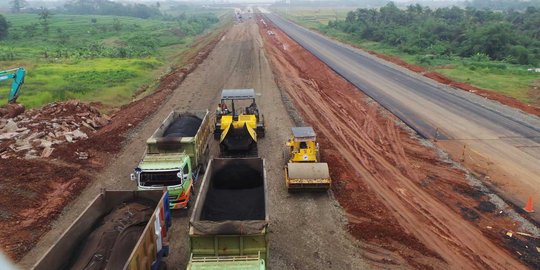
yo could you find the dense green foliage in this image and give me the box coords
[327,2,540,65]
[63,0,161,19]
[279,7,539,105]
[2,13,218,60]
[0,12,221,107]
[0,14,8,40]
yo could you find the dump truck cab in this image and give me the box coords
[133,110,210,209]
[132,153,193,209]
[285,127,331,191]
[214,89,265,157]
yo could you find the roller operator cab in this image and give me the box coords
[214,89,265,157]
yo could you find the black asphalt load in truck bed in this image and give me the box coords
[68,201,154,270]
[163,114,202,138]
[201,165,265,221]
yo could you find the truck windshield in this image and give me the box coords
[140,170,181,186]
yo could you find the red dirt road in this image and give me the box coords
[259,18,531,269]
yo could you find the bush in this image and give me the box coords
[0,14,9,40]
[509,45,531,65]
[470,53,491,62]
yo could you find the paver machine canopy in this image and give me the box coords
[214,89,265,157]
[285,127,331,191]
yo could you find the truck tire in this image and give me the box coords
[186,188,195,209]
[256,126,265,138]
[200,145,210,174]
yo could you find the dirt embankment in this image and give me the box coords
[259,17,535,269]
[0,29,226,262]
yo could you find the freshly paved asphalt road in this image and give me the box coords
[264,13,540,207]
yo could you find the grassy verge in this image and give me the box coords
[275,8,540,105]
[0,11,227,108]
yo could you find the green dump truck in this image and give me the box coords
[188,157,268,269]
[132,110,211,209]
[33,190,171,270]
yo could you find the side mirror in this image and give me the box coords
[130,173,136,181]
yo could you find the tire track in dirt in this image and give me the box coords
[259,17,530,270]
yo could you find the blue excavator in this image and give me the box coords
[0,67,26,103]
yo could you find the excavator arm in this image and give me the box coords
[0,67,26,103]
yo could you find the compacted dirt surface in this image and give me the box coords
[16,20,368,269]
[259,16,539,269]
[265,13,540,222]
[8,26,225,265]
[6,13,540,270]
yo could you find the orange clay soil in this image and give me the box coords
[0,30,225,262]
[259,17,532,269]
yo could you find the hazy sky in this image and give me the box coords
[19,0,461,2]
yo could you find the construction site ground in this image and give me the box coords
[4,18,539,270]
[15,21,366,269]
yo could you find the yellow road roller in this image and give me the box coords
[284,127,331,191]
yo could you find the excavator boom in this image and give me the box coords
[0,67,26,103]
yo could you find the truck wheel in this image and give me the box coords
[158,262,168,270]
[257,127,265,138]
[186,188,195,209]
[214,130,221,140]
[200,145,210,174]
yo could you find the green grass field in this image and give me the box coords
[279,8,350,27]
[277,8,540,105]
[0,11,224,108]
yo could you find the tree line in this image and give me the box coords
[5,0,161,19]
[466,0,540,11]
[63,0,161,19]
[327,2,540,65]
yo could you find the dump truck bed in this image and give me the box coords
[189,158,268,268]
[33,190,171,270]
[147,110,210,169]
